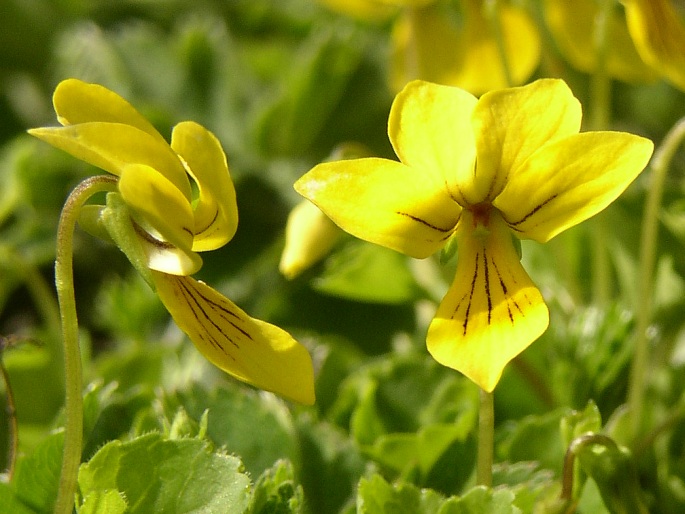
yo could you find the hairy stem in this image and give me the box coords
[53,175,117,514]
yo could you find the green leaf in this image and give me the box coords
[296,419,366,514]
[439,486,520,514]
[313,240,422,304]
[0,482,39,514]
[78,490,127,514]
[78,432,251,514]
[170,383,299,478]
[357,474,445,514]
[247,459,305,514]
[12,431,63,513]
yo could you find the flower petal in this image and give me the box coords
[388,80,477,205]
[624,0,685,91]
[495,132,654,243]
[52,79,167,143]
[426,210,549,392]
[391,4,540,96]
[469,79,582,204]
[544,0,657,83]
[295,157,461,259]
[100,192,202,278]
[151,272,315,405]
[170,121,238,251]
[118,163,195,257]
[28,123,192,200]
[279,200,342,279]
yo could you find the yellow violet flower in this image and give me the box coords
[279,200,342,280]
[391,0,540,94]
[544,0,657,83]
[30,79,315,404]
[624,0,685,91]
[295,78,653,392]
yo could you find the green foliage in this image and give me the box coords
[2,0,685,513]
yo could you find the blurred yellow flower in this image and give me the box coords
[30,79,315,404]
[295,79,653,391]
[391,0,540,94]
[319,0,540,94]
[624,0,685,91]
[544,0,657,83]
[279,200,342,279]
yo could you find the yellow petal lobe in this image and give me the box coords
[495,132,654,243]
[295,157,461,259]
[279,200,342,279]
[469,79,582,205]
[389,80,477,205]
[52,78,167,143]
[427,210,549,392]
[170,121,238,251]
[152,272,315,405]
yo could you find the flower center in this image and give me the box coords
[467,202,494,241]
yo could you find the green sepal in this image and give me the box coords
[78,204,114,244]
[100,192,154,287]
[512,233,522,261]
[439,232,459,265]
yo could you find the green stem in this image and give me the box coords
[476,388,494,487]
[627,117,685,443]
[53,175,117,514]
[0,346,18,480]
[589,0,614,305]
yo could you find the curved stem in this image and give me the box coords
[476,388,494,487]
[627,117,685,443]
[53,175,117,514]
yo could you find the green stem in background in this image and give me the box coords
[0,339,18,480]
[589,0,614,305]
[627,117,685,443]
[53,175,117,514]
[476,388,494,487]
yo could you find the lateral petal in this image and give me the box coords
[52,79,167,143]
[170,121,238,251]
[151,272,315,405]
[469,79,582,204]
[118,164,195,256]
[295,157,461,259]
[495,132,654,243]
[28,123,191,200]
[388,80,477,205]
[427,211,549,392]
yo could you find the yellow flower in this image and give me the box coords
[295,78,653,392]
[279,200,342,280]
[391,0,540,94]
[544,0,657,83]
[30,79,314,404]
[624,0,685,91]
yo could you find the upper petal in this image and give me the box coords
[170,121,238,251]
[426,210,549,392]
[28,123,192,200]
[151,272,315,405]
[388,80,477,205]
[52,79,167,144]
[469,79,582,204]
[295,157,462,259]
[624,0,685,91]
[495,132,654,242]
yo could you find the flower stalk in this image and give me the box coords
[53,175,117,514]
[476,388,494,486]
[628,116,685,442]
